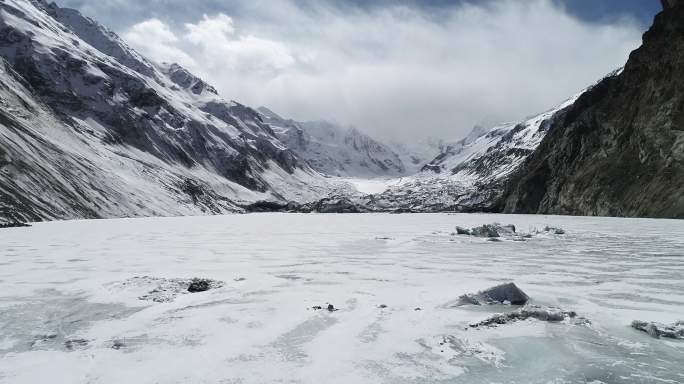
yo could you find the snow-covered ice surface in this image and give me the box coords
[1,213,683,383]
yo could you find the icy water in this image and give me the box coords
[0,213,683,383]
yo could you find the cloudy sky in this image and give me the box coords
[57,0,661,141]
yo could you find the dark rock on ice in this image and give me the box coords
[631,320,684,339]
[457,283,529,306]
[415,307,422,311]
[112,340,126,350]
[30,334,58,349]
[312,304,339,312]
[64,338,88,351]
[187,278,211,293]
[470,305,579,328]
[117,276,224,302]
[471,224,504,238]
[455,226,471,235]
[540,226,565,235]
[378,304,388,309]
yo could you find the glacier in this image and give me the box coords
[1,213,683,383]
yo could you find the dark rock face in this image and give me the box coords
[661,0,680,9]
[502,5,684,218]
[457,283,529,306]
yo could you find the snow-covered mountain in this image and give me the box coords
[387,137,445,174]
[258,107,407,178]
[308,89,593,213]
[370,92,586,211]
[0,0,651,221]
[0,0,335,223]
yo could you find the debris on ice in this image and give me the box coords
[454,223,566,240]
[469,304,582,328]
[114,276,224,303]
[631,320,684,339]
[457,283,529,306]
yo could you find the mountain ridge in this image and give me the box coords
[0,0,335,223]
[258,107,412,178]
[501,3,684,218]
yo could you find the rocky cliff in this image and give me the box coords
[501,4,684,218]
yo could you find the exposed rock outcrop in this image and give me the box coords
[502,5,684,218]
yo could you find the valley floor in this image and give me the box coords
[1,214,683,383]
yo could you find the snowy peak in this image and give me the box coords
[0,0,336,223]
[422,91,585,182]
[31,0,156,77]
[259,108,407,178]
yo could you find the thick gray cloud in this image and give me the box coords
[57,0,647,141]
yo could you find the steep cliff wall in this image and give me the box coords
[502,4,684,218]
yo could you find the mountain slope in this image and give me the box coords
[0,0,331,223]
[302,90,589,213]
[502,4,684,218]
[259,107,407,178]
[387,138,445,174]
[361,93,584,212]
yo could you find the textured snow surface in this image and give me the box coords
[1,214,683,383]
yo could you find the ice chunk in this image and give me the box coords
[455,226,471,235]
[631,320,684,339]
[544,226,566,235]
[455,223,516,238]
[469,304,579,328]
[454,223,566,240]
[457,283,529,306]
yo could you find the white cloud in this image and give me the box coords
[184,14,296,75]
[123,18,197,70]
[122,0,644,141]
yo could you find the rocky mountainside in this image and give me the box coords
[501,3,684,218]
[0,0,334,223]
[361,93,585,212]
[259,107,407,178]
[301,91,592,213]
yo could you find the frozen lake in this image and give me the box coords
[1,213,683,383]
